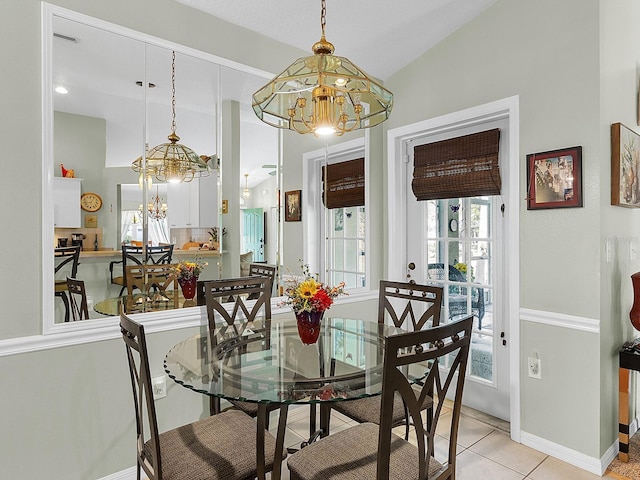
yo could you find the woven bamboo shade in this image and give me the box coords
[322,158,365,209]
[412,129,501,201]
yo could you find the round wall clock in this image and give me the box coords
[449,218,458,232]
[81,192,103,212]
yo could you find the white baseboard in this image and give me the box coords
[521,430,616,476]
[97,466,140,480]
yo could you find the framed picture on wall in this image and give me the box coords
[285,190,302,222]
[526,146,583,210]
[612,122,640,207]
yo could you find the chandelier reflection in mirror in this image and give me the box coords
[252,0,393,136]
[243,173,251,199]
[140,186,167,220]
[132,51,211,183]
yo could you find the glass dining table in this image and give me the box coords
[164,316,421,480]
[93,290,190,316]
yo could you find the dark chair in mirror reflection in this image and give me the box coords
[54,246,81,322]
[427,262,485,329]
[110,244,174,296]
[119,312,281,480]
[66,276,89,321]
[287,316,473,480]
[124,264,178,310]
[202,275,279,426]
[322,280,444,440]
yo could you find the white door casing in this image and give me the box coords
[386,96,520,441]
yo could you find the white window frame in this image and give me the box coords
[302,136,370,293]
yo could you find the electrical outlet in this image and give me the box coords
[152,375,167,399]
[528,357,541,380]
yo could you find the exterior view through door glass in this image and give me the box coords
[407,187,509,421]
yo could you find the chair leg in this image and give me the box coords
[209,396,220,416]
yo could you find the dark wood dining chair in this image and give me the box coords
[321,280,443,439]
[66,277,89,321]
[202,276,280,425]
[125,264,179,309]
[119,311,281,480]
[249,263,277,298]
[54,246,81,322]
[288,316,473,480]
[110,244,174,296]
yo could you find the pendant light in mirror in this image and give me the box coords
[132,51,211,182]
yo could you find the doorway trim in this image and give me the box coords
[386,95,521,442]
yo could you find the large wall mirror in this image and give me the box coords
[45,6,281,331]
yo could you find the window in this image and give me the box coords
[303,137,369,292]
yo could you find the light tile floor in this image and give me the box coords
[266,404,609,480]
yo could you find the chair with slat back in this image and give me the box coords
[66,277,89,320]
[321,280,443,440]
[54,246,81,322]
[110,245,144,296]
[119,311,281,480]
[125,264,178,309]
[110,245,175,296]
[202,276,280,426]
[288,316,473,480]
[248,263,277,298]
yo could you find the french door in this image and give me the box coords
[405,118,510,421]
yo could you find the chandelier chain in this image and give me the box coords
[320,0,326,37]
[171,50,176,134]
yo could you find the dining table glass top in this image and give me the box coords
[94,290,190,316]
[164,317,423,405]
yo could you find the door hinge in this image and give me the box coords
[500,331,506,346]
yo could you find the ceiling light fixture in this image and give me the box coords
[140,186,167,221]
[132,51,211,183]
[252,0,393,136]
[243,173,251,199]
[55,86,68,94]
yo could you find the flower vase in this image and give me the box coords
[630,273,640,331]
[295,311,324,345]
[178,277,197,307]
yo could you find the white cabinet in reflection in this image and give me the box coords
[167,175,218,228]
[53,177,82,228]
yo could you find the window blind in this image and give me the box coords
[322,158,365,209]
[412,128,501,201]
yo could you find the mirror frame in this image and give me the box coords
[42,4,278,335]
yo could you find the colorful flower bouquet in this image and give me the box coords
[282,263,346,344]
[282,263,346,314]
[173,258,207,282]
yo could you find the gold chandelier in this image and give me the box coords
[140,186,167,220]
[252,0,393,136]
[132,51,211,183]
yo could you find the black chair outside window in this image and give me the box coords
[427,262,485,329]
[287,316,473,480]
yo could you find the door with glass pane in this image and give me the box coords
[405,124,510,421]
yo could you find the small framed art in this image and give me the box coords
[285,190,301,222]
[526,146,583,210]
[612,122,640,207]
